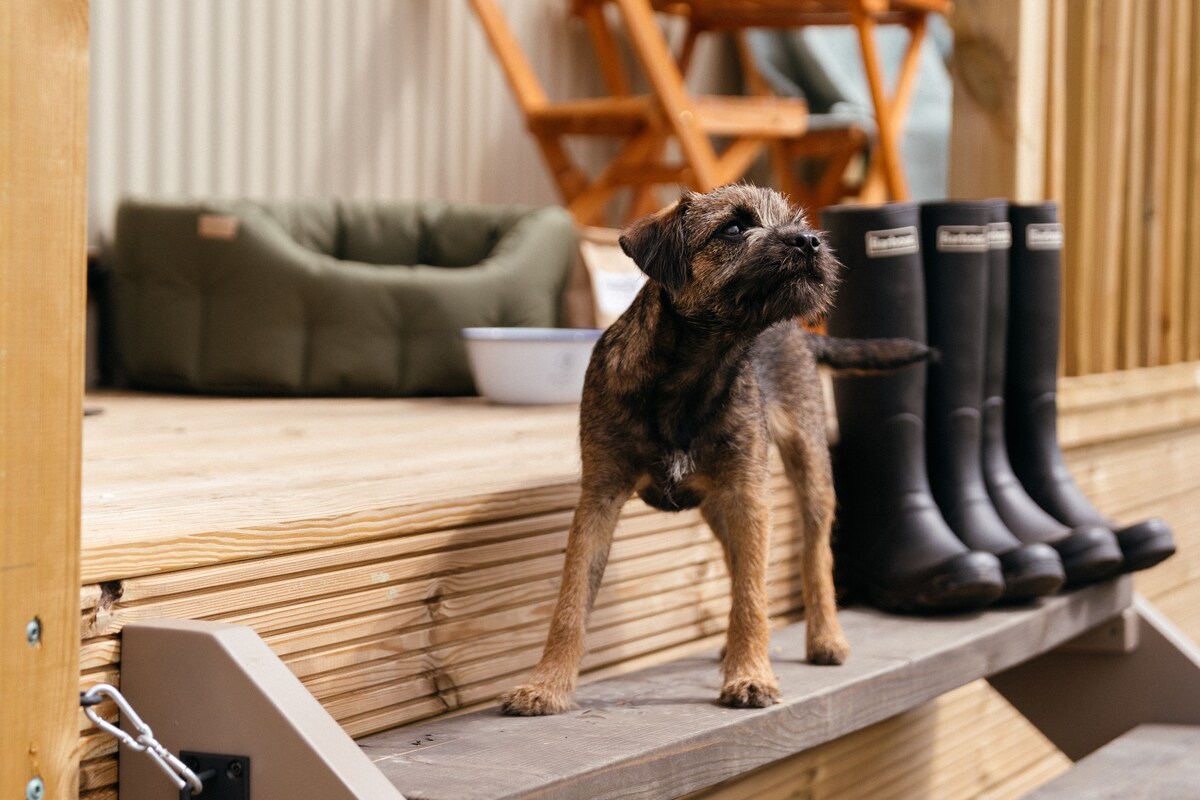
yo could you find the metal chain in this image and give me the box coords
[80,683,204,796]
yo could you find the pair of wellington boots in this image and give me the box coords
[820,200,1175,613]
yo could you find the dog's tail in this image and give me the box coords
[808,333,934,373]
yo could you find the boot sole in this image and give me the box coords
[1120,533,1176,573]
[861,560,1005,615]
[1048,525,1124,587]
[1060,540,1123,587]
[1112,518,1176,573]
[997,545,1065,603]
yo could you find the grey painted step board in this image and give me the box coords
[360,578,1131,800]
[1021,723,1200,799]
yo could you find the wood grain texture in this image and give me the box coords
[75,358,1200,799]
[81,392,584,583]
[980,0,1200,377]
[1022,724,1200,800]
[947,0,1049,201]
[1188,5,1200,364]
[0,1,88,797]
[1120,1,1150,371]
[691,680,1070,800]
[361,581,1130,800]
[1159,0,1193,366]
[1089,0,1133,374]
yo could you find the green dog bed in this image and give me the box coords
[109,198,577,395]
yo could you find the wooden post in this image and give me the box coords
[0,1,88,798]
[946,0,1050,201]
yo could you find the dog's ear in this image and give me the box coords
[619,198,690,294]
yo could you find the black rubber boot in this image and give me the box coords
[822,202,1004,613]
[1005,202,1174,574]
[980,201,1122,586]
[920,201,1064,601]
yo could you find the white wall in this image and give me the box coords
[88,0,626,243]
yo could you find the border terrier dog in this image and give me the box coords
[501,185,927,715]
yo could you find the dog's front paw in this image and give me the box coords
[719,675,780,708]
[806,633,850,666]
[500,682,575,716]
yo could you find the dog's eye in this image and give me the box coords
[720,221,744,238]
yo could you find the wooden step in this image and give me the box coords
[358,579,1131,800]
[1020,723,1200,799]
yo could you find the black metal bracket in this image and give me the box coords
[179,751,250,799]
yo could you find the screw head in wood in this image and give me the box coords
[25,617,41,646]
[25,777,45,800]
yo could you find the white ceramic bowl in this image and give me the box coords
[461,327,603,405]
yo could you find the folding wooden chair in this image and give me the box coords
[648,0,953,203]
[469,0,810,224]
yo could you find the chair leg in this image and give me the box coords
[535,133,592,204]
[849,7,904,199]
[611,0,723,190]
[570,129,677,224]
[812,128,867,210]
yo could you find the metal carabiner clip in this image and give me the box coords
[81,683,205,796]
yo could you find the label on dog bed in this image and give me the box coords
[936,225,989,253]
[987,222,1012,249]
[1026,223,1064,250]
[197,214,240,240]
[864,226,919,258]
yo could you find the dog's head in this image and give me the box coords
[619,184,839,328]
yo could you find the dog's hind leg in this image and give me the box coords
[770,404,851,667]
[500,482,630,716]
[702,479,781,708]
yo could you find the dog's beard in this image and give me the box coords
[725,248,834,326]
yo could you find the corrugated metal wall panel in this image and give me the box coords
[87,0,612,243]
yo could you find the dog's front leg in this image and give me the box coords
[702,484,780,708]
[501,485,629,715]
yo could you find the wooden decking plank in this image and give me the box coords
[81,392,812,585]
[80,392,585,583]
[1021,723,1200,799]
[361,580,1130,800]
[83,497,799,644]
[109,468,794,609]
[339,598,809,740]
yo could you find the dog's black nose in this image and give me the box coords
[791,232,821,254]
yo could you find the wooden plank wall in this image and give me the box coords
[0,1,88,798]
[952,0,1198,378]
[1049,0,1200,376]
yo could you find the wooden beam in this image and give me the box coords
[1188,4,1200,363]
[1043,0,1068,207]
[947,0,1049,201]
[1142,0,1173,367]
[1120,2,1150,370]
[1160,0,1193,366]
[0,1,88,798]
[1090,0,1134,374]
[1062,0,1098,377]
